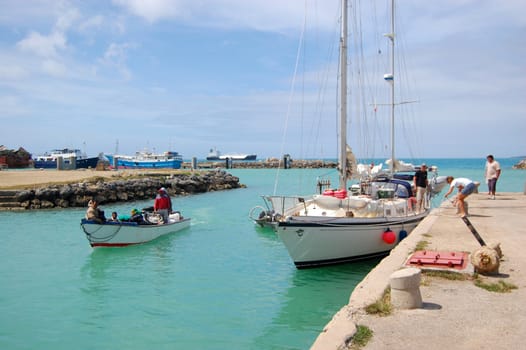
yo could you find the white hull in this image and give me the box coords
[81,218,191,247]
[275,213,425,268]
[206,147,256,161]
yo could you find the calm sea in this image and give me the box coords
[1,158,524,349]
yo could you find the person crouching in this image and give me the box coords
[444,176,476,217]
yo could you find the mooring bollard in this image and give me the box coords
[389,267,423,309]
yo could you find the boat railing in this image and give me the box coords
[263,195,314,217]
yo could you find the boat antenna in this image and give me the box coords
[339,0,348,190]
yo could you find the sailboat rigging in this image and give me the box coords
[252,0,447,268]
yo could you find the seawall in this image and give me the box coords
[0,169,243,210]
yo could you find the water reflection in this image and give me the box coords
[79,230,191,293]
[253,225,280,242]
[253,259,381,349]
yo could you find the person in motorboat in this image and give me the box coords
[108,211,120,222]
[444,176,476,217]
[85,200,105,223]
[154,187,172,223]
[413,163,429,212]
[129,208,150,225]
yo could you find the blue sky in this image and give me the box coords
[0,0,525,160]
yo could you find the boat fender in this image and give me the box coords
[382,229,396,244]
[399,230,408,241]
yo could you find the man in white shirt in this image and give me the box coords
[444,176,476,217]
[484,155,501,199]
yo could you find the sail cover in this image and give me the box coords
[346,145,357,178]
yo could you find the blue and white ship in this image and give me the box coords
[33,149,100,169]
[105,150,183,169]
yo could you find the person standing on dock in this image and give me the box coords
[154,187,172,223]
[413,163,429,212]
[484,155,501,199]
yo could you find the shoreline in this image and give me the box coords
[0,168,242,210]
[0,168,208,190]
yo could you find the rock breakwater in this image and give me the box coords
[0,170,242,210]
[513,159,526,169]
[191,159,338,169]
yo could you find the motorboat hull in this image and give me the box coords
[80,218,191,247]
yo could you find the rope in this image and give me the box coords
[81,222,122,243]
[272,4,307,196]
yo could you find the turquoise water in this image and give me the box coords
[1,158,524,349]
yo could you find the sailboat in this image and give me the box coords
[258,0,447,268]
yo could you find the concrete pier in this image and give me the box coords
[312,192,526,349]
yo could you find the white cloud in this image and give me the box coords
[0,95,28,118]
[78,15,104,33]
[54,5,80,32]
[0,65,29,80]
[16,30,66,58]
[112,0,339,32]
[42,59,68,77]
[112,0,179,23]
[97,42,136,80]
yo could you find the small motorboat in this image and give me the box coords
[80,210,191,247]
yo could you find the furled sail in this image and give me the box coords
[346,145,357,178]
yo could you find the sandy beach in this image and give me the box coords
[0,169,185,189]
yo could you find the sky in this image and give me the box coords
[0,0,525,160]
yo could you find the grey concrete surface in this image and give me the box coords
[312,192,526,349]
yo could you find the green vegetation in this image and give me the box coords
[414,240,430,251]
[349,325,373,349]
[422,270,517,293]
[474,278,518,293]
[423,270,470,281]
[365,288,392,316]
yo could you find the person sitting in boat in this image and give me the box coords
[85,200,105,223]
[108,211,120,222]
[130,208,149,225]
[154,187,172,223]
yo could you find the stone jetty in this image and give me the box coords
[183,158,338,169]
[512,158,526,169]
[0,169,243,210]
[311,193,526,349]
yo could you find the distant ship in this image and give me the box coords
[206,147,256,161]
[33,149,99,169]
[105,150,183,169]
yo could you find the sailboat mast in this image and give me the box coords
[389,0,395,172]
[339,0,348,190]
